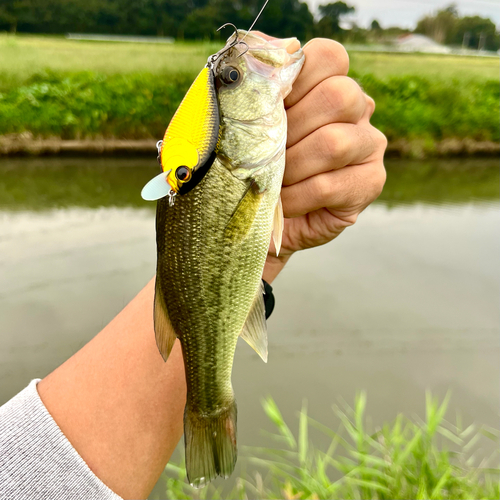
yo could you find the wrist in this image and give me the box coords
[262,252,293,284]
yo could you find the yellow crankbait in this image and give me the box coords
[141,24,251,204]
[141,67,220,203]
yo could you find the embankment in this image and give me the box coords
[0,71,498,158]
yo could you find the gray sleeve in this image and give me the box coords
[0,380,122,500]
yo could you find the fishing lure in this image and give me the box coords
[141,0,271,205]
[141,26,250,205]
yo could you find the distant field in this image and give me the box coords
[0,34,498,91]
[349,51,499,82]
[0,34,498,151]
[0,34,219,90]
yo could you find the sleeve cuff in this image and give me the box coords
[0,379,122,500]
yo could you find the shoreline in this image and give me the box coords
[0,136,498,159]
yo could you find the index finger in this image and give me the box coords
[284,38,349,109]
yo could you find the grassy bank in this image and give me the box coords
[355,72,499,144]
[154,393,499,500]
[0,71,497,146]
[0,35,498,156]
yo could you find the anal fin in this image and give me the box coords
[240,281,268,363]
[154,278,177,361]
[272,196,284,257]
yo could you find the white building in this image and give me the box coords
[396,34,451,54]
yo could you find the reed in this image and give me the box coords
[156,392,499,500]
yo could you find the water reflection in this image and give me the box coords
[0,158,498,447]
[0,157,498,210]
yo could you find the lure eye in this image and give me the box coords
[220,66,241,86]
[175,166,191,182]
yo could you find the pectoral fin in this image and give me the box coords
[154,279,177,361]
[224,182,263,243]
[240,281,268,363]
[272,196,284,257]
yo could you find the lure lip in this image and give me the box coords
[140,170,175,201]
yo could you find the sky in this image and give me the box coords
[305,0,500,29]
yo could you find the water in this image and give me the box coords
[0,157,498,455]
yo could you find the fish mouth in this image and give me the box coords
[214,29,303,68]
[222,30,305,98]
[237,30,301,56]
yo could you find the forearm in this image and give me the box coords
[36,253,288,500]
[37,278,186,500]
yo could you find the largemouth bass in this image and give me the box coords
[142,29,304,487]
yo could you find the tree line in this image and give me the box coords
[1,0,318,40]
[0,0,498,50]
[415,4,499,51]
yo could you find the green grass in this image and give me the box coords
[0,34,499,90]
[0,70,496,144]
[1,34,498,90]
[356,73,499,143]
[0,71,194,139]
[0,34,219,91]
[0,34,498,148]
[348,51,499,82]
[155,393,499,500]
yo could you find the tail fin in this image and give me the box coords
[184,401,237,488]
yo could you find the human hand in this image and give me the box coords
[263,38,387,283]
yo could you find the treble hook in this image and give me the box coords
[217,22,239,39]
[237,40,249,58]
[219,23,249,58]
[208,23,249,67]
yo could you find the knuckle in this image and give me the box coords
[364,125,387,156]
[312,171,334,203]
[365,95,376,116]
[374,128,388,152]
[375,166,387,196]
[341,77,364,108]
[368,163,387,200]
[319,78,345,113]
[320,124,347,162]
[319,77,363,121]
[307,38,349,76]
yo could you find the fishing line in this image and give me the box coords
[241,0,271,41]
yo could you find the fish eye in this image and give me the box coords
[175,166,191,182]
[220,66,241,86]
